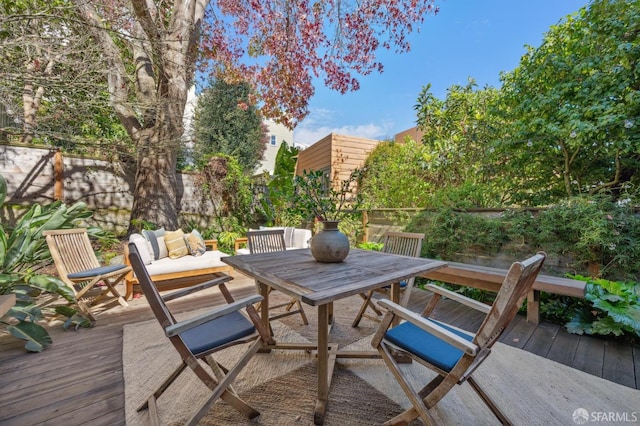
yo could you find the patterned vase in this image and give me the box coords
[310,220,350,263]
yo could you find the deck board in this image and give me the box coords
[572,334,605,377]
[500,314,538,349]
[602,339,637,389]
[546,327,580,366]
[0,272,636,425]
[523,321,560,357]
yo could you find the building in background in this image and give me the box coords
[256,119,294,175]
[394,126,424,144]
[295,133,380,187]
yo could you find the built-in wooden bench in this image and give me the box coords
[123,239,233,300]
[421,261,587,324]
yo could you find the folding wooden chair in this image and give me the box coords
[43,228,129,324]
[127,242,272,425]
[371,252,546,425]
[246,229,309,325]
[352,231,424,327]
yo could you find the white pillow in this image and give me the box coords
[284,227,295,248]
[157,236,168,259]
[129,234,153,265]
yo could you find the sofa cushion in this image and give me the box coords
[129,234,153,265]
[142,228,166,260]
[292,228,312,249]
[157,236,168,259]
[144,250,229,276]
[165,229,189,259]
[184,229,206,257]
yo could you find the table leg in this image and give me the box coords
[258,282,275,350]
[315,303,329,424]
[314,303,338,425]
[391,282,401,327]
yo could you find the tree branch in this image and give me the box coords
[70,0,141,136]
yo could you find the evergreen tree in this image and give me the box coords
[192,79,267,173]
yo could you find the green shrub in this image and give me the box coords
[358,241,383,251]
[407,208,507,259]
[532,196,640,279]
[403,195,640,341]
[565,275,640,343]
[0,174,98,351]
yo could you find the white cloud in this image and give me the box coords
[293,109,395,147]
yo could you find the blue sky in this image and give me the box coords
[293,0,589,147]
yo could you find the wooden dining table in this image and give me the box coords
[223,247,447,424]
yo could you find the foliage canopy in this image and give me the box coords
[192,79,267,173]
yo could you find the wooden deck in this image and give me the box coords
[0,271,638,426]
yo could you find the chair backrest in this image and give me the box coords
[382,232,424,258]
[247,229,286,254]
[44,228,101,280]
[127,243,177,327]
[474,252,546,350]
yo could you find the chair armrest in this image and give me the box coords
[162,274,232,302]
[165,294,264,337]
[234,237,248,253]
[377,299,478,356]
[425,283,491,314]
[204,239,219,250]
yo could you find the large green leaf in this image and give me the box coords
[28,274,75,302]
[0,224,7,267]
[0,173,6,206]
[6,321,52,352]
[590,317,627,337]
[3,232,27,271]
[7,304,42,321]
[566,320,591,335]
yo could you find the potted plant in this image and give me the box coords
[292,168,363,262]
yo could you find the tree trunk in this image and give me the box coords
[72,0,206,233]
[128,126,180,232]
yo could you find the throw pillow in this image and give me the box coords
[156,236,168,259]
[184,229,206,257]
[142,228,166,260]
[129,234,153,265]
[164,229,189,259]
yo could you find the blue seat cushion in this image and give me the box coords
[181,310,256,355]
[384,319,474,372]
[67,264,128,279]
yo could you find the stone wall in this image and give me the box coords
[0,144,214,233]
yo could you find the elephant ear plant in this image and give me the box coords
[0,173,96,352]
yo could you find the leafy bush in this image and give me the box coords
[0,174,99,351]
[403,195,640,341]
[407,208,507,260]
[565,275,640,343]
[358,241,383,251]
[406,196,640,280]
[533,196,640,278]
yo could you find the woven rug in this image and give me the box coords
[123,301,640,425]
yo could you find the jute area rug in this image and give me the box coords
[123,299,640,425]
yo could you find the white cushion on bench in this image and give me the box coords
[144,250,229,276]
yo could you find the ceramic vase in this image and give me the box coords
[310,220,350,263]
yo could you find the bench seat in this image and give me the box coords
[421,260,586,324]
[123,237,232,300]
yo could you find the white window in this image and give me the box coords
[270,135,277,146]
